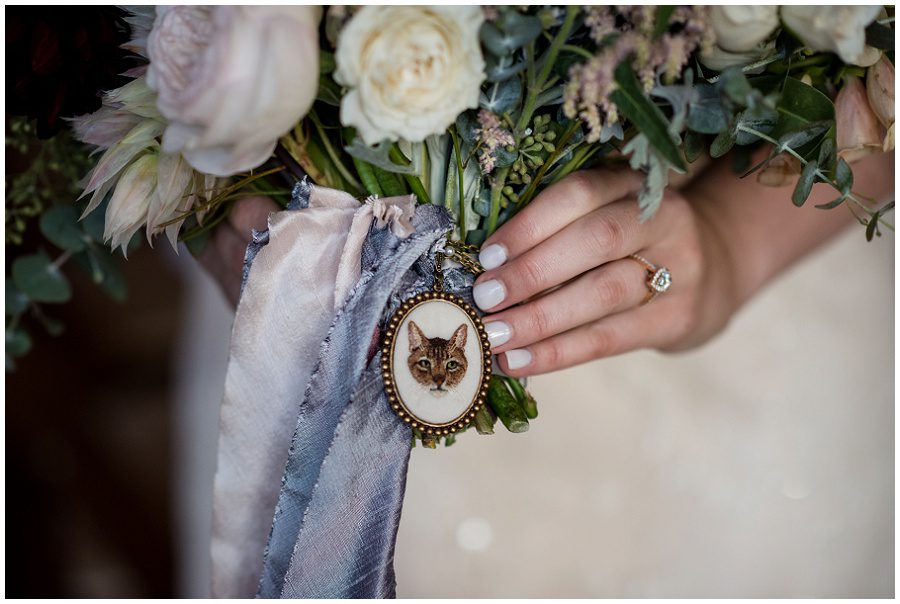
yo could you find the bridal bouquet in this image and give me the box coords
[8,6,895,442]
[6,5,895,598]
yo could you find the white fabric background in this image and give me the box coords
[173,226,893,598]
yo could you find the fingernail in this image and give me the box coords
[473,279,506,310]
[479,244,507,270]
[484,321,512,347]
[505,348,532,370]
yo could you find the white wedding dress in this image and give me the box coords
[170,226,893,598]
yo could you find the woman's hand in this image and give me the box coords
[196,195,279,307]
[473,168,737,377]
[473,146,896,377]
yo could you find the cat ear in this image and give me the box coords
[450,324,467,350]
[408,321,425,351]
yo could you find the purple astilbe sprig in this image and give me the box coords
[474,109,514,174]
[563,6,713,144]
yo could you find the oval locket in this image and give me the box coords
[381,290,492,435]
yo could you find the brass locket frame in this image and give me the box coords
[381,291,492,435]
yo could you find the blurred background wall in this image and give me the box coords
[6,223,893,597]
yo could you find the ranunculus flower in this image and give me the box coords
[781,6,882,67]
[146,6,321,176]
[836,76,884,163]
[335,6,485,145]
[866,55,894,152]
[709,6,779,52]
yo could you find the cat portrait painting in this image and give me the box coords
[389,298,485,427]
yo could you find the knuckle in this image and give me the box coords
[588,214,626,254]
[538,340,564,370]
[594,272,629,309]
[512,214,542,246]
[527,301,555,338]
[587,322,619,358]
[564,171,598,206]
[514,254,548,293]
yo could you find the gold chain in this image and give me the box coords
[443,239,485,276]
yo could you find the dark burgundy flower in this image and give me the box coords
[6,7,134,138]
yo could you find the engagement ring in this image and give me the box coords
[628,254,672,305]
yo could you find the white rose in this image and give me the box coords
[709,6,779,52]
[781,6,882,67]
[335,6,485,145]
[147,6,321,176]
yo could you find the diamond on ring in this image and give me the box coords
[627,254,671,305]
[650,267,672,293]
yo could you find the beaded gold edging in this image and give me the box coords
[381,291,493,435]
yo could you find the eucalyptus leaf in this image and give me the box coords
[6,279,29,316]
[480,77,523,114]
[792,160,818,207]
[6,328,32,358]
[778,121,831,151]
[718,68,754,106]
[686,85,729,134]
[815,195,847,210]
[455,112,480,146]
[40,205,88,252]
[87,247,127,302]
[710,127,736,158]
[480,12,542,56]
[684,130,705,163]
[474,189,493,217]
[734,105,778,145]
[12,252,72,303]
[834,158,853,194]
[817,136,835,168]
[493,145,518,169]
[866,213,879,241]
[485,56,527,83]
[73,247,127,302]
[344,139,418,175]
[610,62,687,172]
[752,76,835,141]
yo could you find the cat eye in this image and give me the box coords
[446,360,459,370]
[416,359,431,369]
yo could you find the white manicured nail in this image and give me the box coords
[505,349,532,370]
[473,279,506,310]
[484,321,512,347]
[479,244,508,270]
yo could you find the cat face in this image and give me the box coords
[407,321,468,396]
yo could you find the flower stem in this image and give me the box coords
[310,112,364,194]
[704,52,786,83]
[450,127,467,241]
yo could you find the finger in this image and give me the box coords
[228,195,279,236]
[473,198,664,312]
[478,168,643,270]
[497,299,677,377]
[480,258,649,353]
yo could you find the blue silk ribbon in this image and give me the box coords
[254,201,458,598]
